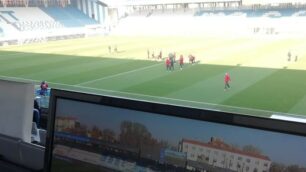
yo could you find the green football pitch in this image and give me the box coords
[1,35,306,118]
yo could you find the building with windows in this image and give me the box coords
[55,116,77,131]
[179,138,271,172]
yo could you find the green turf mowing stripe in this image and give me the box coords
[0,51,28,59]
[23,58,126,80]
[0,56,98,76]
[121,64,230,96]
[167,65,277,103]
[0,53,79,72]
[78,62,163,86]
[83,61,173,90]
[0,51,46,62]
[288,95,306,116]
[1,35,306,118]
[0,73,297,118]
[49,60,157,85]
[0,52,90,71]
[222,69,306,113]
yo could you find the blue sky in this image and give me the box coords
[56,98,306,167]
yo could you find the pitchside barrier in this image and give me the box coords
[271,114,306,123]
[0,79,45,171]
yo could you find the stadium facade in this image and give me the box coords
[0,0,110,45]
[1,0,306,45]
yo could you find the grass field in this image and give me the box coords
[1,35,306,118]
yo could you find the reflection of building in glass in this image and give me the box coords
[55,116,77,131]
[160,149,187,168]
[53,145,141,171]
[179,138,271,172]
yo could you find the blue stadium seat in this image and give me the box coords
[40,7,98,27]
[195,8,306,18]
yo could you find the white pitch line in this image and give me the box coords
[69,83,306,118]
[78,59,200,86]
[76,62,163,86]
[73,86,296,117]
[1,74,306,119]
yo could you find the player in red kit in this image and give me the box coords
[224,72,231,91]
[166,58,171,71]
[179,55,184,70]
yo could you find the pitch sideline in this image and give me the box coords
[1,74,306,119]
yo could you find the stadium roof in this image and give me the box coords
[101,0,306,7]
[100,0,240,7]
[243,0,306,5]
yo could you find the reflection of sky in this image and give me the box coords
[56,99,306,167]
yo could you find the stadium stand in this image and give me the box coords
[195,8,306,18]
[0,7,62,31]
[150,8,195,16]
[0,7,99,31]
[0,6,102,46]
[111,5,306,37]
[112,9,198,36]
[293,9,306,16]
[40,7,97,27]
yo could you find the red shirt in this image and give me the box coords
[224,74,231,83]
[179,56,184,64]
[166,58,170,66]
[41,83,48,90]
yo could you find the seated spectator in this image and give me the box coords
[40,81,48,96]
[33,99,41,128]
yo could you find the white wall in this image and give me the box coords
[0,79,34,143]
